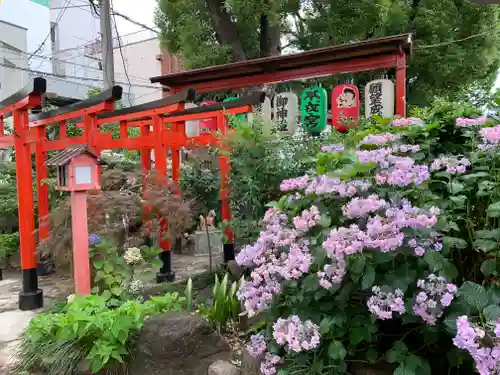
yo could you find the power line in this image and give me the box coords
[0,62,161,89]
[0,46,154,83]
[111,10,159,35]
[414,28,500,50]
[28,0,71,60]
[111,0,133,105]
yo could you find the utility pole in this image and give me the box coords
[99,0,114,89]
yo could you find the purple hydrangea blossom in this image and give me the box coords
[260,353,282,375]
[342,195,388,218]
[280,175,310,192]
[392,144,421,153]
[453,316,500,375]
[375,157,430,187]
[479,125,500,150]
[321,143,345,153]
[367,286,406,320]
[273,315,321,353]
[88,234,101,246]
[412,274,457,325]
[359,133,401,146]
[305,175,371,197]
[391,117,424,127]
[246,333,267,357]
[235,208,312,316]
[293,205,322,232]
[431,155,471,175]
[456,117,487,127]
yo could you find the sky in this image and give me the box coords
[111,1,500,91]
[112,0,158,35]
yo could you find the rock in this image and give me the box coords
[8,251,20,269]
[227,260,244,279]
[240,347,260,375]
[131,311,231,375]
[194,230,223,255]
[208,360,241,375]
[0,310,37,343]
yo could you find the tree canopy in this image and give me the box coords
[155,0,500,105]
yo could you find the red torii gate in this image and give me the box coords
[0,78,263,310]
[152,34,412,117]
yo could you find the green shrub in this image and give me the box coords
[0,232,19,260]
[14,293,185,375]
[198,273,242,332]
[89,239,162,305]
[236,111,500,374]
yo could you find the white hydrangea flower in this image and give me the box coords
[124,247,143,264]
[67,294,75,303]
[129,279,144,295]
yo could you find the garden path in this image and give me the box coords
[0,252,220,373]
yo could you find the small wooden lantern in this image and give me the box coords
[45,145,101,191]
[45,145,101,295]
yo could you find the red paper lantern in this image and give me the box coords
[331,84,360,133]
[199,100,217,134]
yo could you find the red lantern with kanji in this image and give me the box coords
[331,84,359,133]
[199,100,218,134]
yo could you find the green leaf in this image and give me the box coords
[348,327,365,345]
[386,341,408,364]
[473,239,498,253]
[487,202,500,217]
[151,260,163,269]
[475,229,500,240]
[111,287,123,296]
[458,282,489,311]
[101,290,112,300]
[450,195,467,207]
[319,318,330,334]
[361,264,375,290]
[444,237,468,249]
[350,256,366,274]
[92,259,105,269]
[366,348,378,363]
[424,251,445,271]
[394,363,416,375]
[328,340,346,360]
[480,260,498,277]
[318,215,331,228]
[449,182,465,194]
[483,305,500,321]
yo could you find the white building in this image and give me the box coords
[0,0,135,104]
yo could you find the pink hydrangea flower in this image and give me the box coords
[412,274,457,325]
[273,315,321,353]
[367,286,406,320]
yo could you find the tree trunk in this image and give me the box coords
[205,0,247,62]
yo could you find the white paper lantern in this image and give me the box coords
[184,102,199,137]
[273,92,298,134]
[248,96,271,122]
[364,79,394,118]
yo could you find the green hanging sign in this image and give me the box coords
[223,96,245,120]
[300,87,327,133]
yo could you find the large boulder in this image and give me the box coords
[208,360,241,375]
[131,311,231,375]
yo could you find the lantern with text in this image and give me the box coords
[273,92,298,134]
[223,96,245,120]
[248,95,272,129]
[365,79,394,118]
[45,145,101,295]
[184,102,200,137]
[199,100,218,134]
[300,87,328,134]
[332,84,359,133]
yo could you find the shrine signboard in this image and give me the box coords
[365,79,394,118]
[199,101,218,134]
[300,87,327,134]
[331,84,359,133]
[273,92,298,134]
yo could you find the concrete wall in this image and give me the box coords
[0,0,52,74]
[0,21,29,101]
[113,38,163,105]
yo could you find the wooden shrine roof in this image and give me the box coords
[45,145,99,167]
[150,34,412,90]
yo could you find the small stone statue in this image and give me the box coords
[199,215,207,231]
[206,210,216,229]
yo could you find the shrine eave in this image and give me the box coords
[150,34,412,93]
